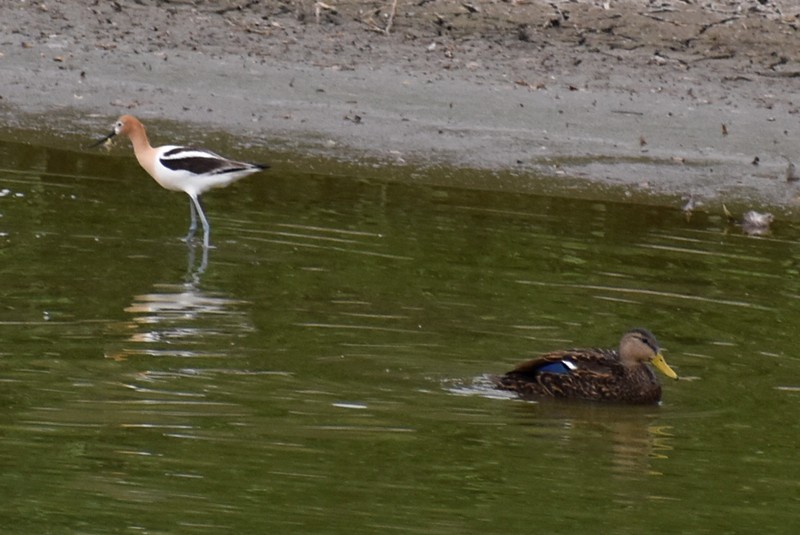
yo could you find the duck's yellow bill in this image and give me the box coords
[651,352,678,379]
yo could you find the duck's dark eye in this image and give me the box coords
[638,336,656,352]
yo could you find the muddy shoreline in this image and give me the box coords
[2,1,800,208]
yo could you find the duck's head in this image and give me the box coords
[619,328,678,379]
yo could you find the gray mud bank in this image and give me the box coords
[2,1,800,210]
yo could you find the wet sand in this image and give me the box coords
[2,0,800,208]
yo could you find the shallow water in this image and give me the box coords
[1,136,799,533]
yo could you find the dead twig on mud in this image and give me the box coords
[385,0,398,35]
[757,71,800,78]
[642,13,685,26]
[698,16,740,35]
[362,0,398,35]
[314,1,337,24]
[214,0,259,15]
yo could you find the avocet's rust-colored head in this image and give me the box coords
[89,114,146,148]
[112,115,145,138]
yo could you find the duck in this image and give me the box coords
[723,204,774,236]
[740,210,774,236]
[492,328,678,404]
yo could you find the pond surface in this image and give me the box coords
[0,136,799,533]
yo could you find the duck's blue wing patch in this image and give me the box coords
[537,360,574,374]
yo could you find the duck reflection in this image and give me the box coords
[510,401,675,478]
[450,376,676,477]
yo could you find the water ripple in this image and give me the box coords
[516,280,774,311]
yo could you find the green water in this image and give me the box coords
[1,136,799,534]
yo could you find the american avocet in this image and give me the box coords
[91,114,268,248]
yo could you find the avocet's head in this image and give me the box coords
[89,115,143,148]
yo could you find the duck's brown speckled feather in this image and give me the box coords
[493,347,662,404]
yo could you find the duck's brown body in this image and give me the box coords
[493,329,677,405]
